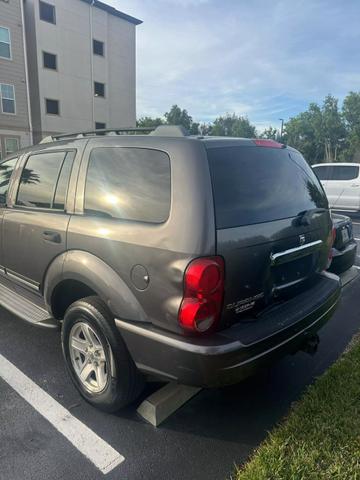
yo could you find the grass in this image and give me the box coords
[234,335,360,480]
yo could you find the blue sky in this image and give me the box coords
[110,0,360,131]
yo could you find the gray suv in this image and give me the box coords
[0,126,340,411]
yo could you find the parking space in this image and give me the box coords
[1,227,360,480]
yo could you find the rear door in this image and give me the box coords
[206,144,331,325]
[2,149,76,289]
[325,165,360,211]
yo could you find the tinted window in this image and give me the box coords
[46,98,59,115]
[53,151,75,209]
[313,165,331,180]
[207,146,328,229]
[93,39,104,56]
[0,157,17,204]
[84,147,171,223]
[43,51,57,70]
[330,165,359,181]
[39,1,56,24]
[94,82,105,98]
[17,152,68,209]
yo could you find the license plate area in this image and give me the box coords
[272,254,314,290]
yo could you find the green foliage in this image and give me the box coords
[164,105,199,134]
[136,116,164,128]
[259,126,278,140]
[235,336,360,480]
[210,114,257,138]
[136,92,360,162]
[342,92,360,162]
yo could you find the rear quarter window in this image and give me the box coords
[207,146,328,229]
[84,147,171,223]
[312,165,331,180]
[330,165,359,181]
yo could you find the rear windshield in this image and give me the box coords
[207,146,328,229]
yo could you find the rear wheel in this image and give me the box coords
[61,296,144,412]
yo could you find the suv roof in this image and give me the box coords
[36,125,286,150]
[4,125,291,161]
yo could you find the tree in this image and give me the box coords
[322,94,346,162]
[285,103,324,163]
[136,116,164,128]
[285,95,346,164]
[260,126,278,140]
[342,91,360,162]
[164,105,199,134]
[210,114,256,138]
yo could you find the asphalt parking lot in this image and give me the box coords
[1,216,360,480]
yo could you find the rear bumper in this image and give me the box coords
[116,272,341,387]
[328,241,357,275]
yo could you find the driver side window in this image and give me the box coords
[0,157,17,205]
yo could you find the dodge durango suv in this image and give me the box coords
[0,126,340,411]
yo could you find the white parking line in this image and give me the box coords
[354,237,360,241]
[0,353,124,475]
[352,222,360,226]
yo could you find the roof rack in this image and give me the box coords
[39,125,190,144]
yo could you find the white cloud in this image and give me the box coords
[109,0,360,125]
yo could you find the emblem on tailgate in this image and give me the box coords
[299,234,306,245]
[226,292,264,314]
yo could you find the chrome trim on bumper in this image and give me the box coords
[270,239,323,266]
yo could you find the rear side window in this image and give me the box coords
[0,157,17,204]
[313,165,331,180]
[16,151,74,209]
[84,147,171,223]
[207,146,328,229]
[330,165,359,181]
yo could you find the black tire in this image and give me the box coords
[61,295,144,412]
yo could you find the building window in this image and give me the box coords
[94,82,105,98]
[93,39,104,56]
[45,98,59,115]
[0,84,15,114]
[43,51,57,70]
[5,138,19,155]
[0,27,11,59]
[95,122,106,129]
[39,1,56,24]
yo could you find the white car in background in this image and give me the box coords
[312,163,360,211]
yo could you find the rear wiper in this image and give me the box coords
[294,208,327,226]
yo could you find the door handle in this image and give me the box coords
[43,230,62,244]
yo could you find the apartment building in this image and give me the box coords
[0,0,31,159]
[0,0,142,149]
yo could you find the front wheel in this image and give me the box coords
[61,296,144,412]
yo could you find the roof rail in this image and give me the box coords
[39,127,155,143]
[38,125,189,144]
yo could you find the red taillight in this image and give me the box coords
[253,139,284,149]
[179,256,224,334]
[326,227,336,268]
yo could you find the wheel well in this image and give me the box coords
[51,280,97,319]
